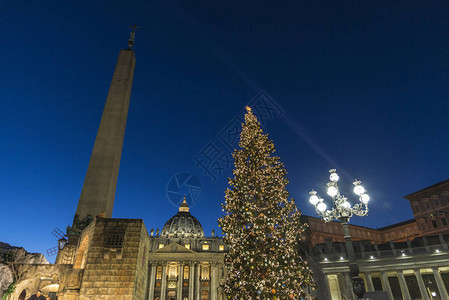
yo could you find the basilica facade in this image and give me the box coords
[146,199,226,300]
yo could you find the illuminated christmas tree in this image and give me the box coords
[218,107,315,299]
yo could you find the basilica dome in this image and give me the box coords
[161,198,204,238]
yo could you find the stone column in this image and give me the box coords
[344,272,355,300]
[177,263,183,300]
[381,271,394,300]
[414,269,430,300]
[161,263,168,300]
[439,233,449,250]
[221,264,227,300]
[189,262,194,300]
[432,267,449,299]
[149,262,157,300]
[323,274,333,300]
[211,263,217,300]
[406,239,414,254]
[397,271,411,300]
[365,272,375,292]
[423,236,430,252]
[195,263,201,300]
[73,49,136,225]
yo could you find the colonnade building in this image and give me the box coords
[306,179,449,300]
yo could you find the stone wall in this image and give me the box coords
[7,264,69,300]
[132,221,150,300]
[76,218,149,300]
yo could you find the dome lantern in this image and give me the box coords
[179,196,189,213]
[161,197,204,238]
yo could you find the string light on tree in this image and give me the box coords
[219,106,315,299]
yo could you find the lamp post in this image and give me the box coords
[309,169,370,299]
[58,237,67,250]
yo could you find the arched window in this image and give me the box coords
[156,266,162,279]
[433,197,440,207]
[439,212,448,226]
[418,217,427,231]
[424,200,431,211]
[168,264,178,279]
[201,265,209,280]
[74,236,89,269]
[184,266,189,279]
[18,290,26,300]
[432,220,438,228]
[444,193,449,203]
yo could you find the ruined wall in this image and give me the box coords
[8,264,69,300]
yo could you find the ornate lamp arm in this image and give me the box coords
[308,169,370,299]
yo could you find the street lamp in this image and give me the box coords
[58,237,67,250]
[309,169,369,299]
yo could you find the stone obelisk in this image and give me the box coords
[72,30,137,233]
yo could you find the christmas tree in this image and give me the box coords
[218,107,315,299]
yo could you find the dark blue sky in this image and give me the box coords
[1,1,448,261]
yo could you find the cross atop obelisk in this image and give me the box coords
[70,30,137,236]
[128,24,140,49]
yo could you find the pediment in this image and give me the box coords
[152,243,196,254]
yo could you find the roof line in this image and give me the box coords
[301,214,416,231]
[404,179,449,198]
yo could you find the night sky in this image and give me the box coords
[1,1,448,261]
